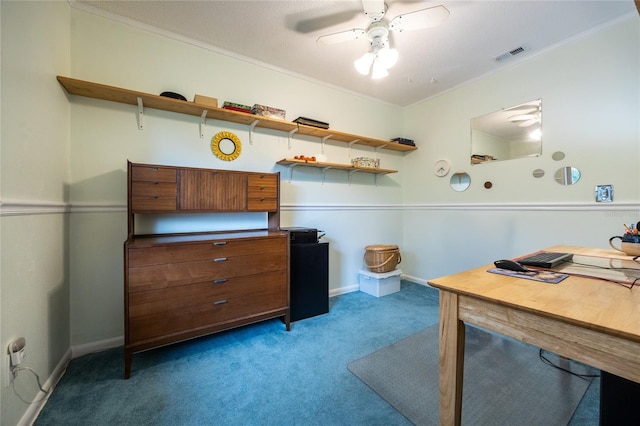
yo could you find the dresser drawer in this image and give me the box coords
[128,251,287,292]
[128,236,286,267]
[131,181,177,197]
[247,174,278,197]
[131,196,177,211]
[131,165,177,183]
[247,197,278,212]
[128,271,287,342]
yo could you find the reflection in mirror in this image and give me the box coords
[450,172,471,192]
[554,167,581,185]
[471,99,542,164]
[219,138,237,155]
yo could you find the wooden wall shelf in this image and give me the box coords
[276,158,396,183]
[57,76,417,153]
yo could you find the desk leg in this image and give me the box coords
[439,290,465,426]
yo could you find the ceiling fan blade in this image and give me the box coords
[504,99,541,111]
[295,10,362,34]
[389,5,450,33]
[518,118,540,127]
[362,0,385,21]
[317,28,366,45]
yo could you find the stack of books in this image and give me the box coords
[293,117,330,129]
[222,101,253,114]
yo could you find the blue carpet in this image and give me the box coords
[34,282,598,425]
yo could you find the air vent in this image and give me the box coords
[494,45,530,63]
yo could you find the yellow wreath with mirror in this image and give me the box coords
[211,131,242,161]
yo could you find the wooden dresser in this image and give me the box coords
[124,161,289,378]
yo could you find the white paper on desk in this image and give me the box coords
[554,254,640,286]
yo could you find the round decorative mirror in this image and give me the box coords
[211,131,242,161]
[450,172,471,192]
[532,169,545,178]
[554,166,581,185]
[551,151,565,161]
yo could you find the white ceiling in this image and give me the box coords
[73,0,637,107]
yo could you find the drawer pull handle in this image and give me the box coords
[213,241,227,246]
[260,197,265,201]
[213,299,228,305]
[260,186,265,190]
[152,167,158,171]
[214,279,228,284]
[213,257,227,262]
[152,195,159,199]
[152,181,159,185]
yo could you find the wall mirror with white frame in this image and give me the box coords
[471,99,542,164]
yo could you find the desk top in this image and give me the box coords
[428,245,640,343]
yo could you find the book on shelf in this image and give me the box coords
[293,117,330,129]
[391,137,415,146]
[222,101,253,114]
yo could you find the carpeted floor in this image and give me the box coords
[349,324,597,425]
[34,282,599,425]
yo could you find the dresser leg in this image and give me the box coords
[285,311,291,331]
[124,348,133,379]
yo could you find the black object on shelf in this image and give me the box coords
[283,228,329,322]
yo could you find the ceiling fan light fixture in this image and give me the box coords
[377,47,398,69]
[354,52,375,75]
[371,60,389,79]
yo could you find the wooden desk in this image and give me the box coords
[428,245,640,425]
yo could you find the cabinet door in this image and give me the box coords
[179,169,247,211]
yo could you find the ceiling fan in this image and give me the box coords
[316,1,450,79]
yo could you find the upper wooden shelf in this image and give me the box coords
[57,76,417,153]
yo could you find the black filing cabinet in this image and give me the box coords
[600,371,640,425]
[289,241,329,322]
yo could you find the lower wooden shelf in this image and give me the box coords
[276,158,396,182]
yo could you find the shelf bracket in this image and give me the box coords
[374,144,388,158]
[288,128,298,150]
[348,169,359,185]
[286,163,301,182]
[199,110,208,138]
[321,166,333,184]
[136,97,144,130]
[348,139,360,158]
[320,135,332,154]
[248,120,259,145]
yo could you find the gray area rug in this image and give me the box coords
[348,324,596,425]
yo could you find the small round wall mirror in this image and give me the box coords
[532,169,545,178]
[552,151,565,161]
[450,172,471,192]
[554,166,581,185]
[211,131,242,161]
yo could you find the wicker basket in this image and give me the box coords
[363,244,401,273]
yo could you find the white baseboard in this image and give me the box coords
[71,336,124,359]
[19,348,72,426]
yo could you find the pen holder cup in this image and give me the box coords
[609,234,640,256]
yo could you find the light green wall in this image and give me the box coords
[67,8,406,347]
[400,15,640,281]
[0,1,70,425]
[1,3,638,425]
